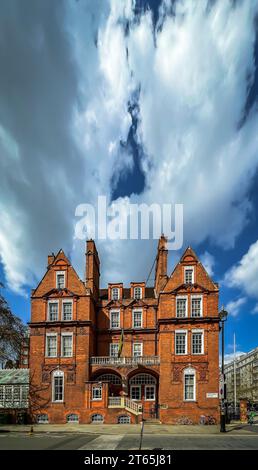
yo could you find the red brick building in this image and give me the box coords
[29,236,220,424]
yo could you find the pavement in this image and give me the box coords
[0,421,258,435]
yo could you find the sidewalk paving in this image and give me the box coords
[0,422,257,435]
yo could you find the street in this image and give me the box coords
[0,430,258,450]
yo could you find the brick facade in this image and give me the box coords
[28,237,220,424]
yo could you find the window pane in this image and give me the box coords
[112,288,119,300]
[133,311,142,328]
[133,343,142,357]
[175,333,186,354]
[47,336,57,357]
[62,335,72,357]
[176,298,187,317]
[110,311,120,329]
[63,302,72,320]
[49,303,58,321]
[54,376,63,401]
[131,386,141,400]
[134,287,142,299]
[57,274,65,289]
[91,414,103,423]
[192,332,203,354]
[92,386,102,400]
[191,298,202,317]
[145,385,155,400]
[185,374,195,400]
[110,344,119,357]
[185,269,193,284]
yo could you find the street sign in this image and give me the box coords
[206,392,218,398]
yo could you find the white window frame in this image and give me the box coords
[144,385,156,401]
[62,300,73,321]
[184,368,196,401]
[61,333,73,357]
[52,370,64,403]
[130,385,141,401]
[184,266,194,284]
[37,414,49,424]
[132,309,143,329]
[191,329,204,355]
[176,295,188,318]
[191,295,203,318]
[92,385,102,401]
[134,287,142,300]
[111,287,120,301]
[175,330,188,355]
[110,309,120,329]
[48,300,59,322]
[109,343,119,357]
[46,333,57,357]
[133,343,143,357]
[56,271,65,289]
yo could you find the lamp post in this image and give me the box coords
[219,306,228,433]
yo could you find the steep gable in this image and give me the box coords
[163,246,218,293]
[32,249,86,297]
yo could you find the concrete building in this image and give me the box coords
[225,347,258,404]
[28,237,220,424]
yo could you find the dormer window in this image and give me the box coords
[111,287,120,301]
[184,267,194,284]
[134,287,142,300]
[56,271,65,289]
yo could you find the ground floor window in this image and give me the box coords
[118,415,131,424]
[91,414,104,423]
[130,385,141,400]
[67,413,79,423]
[92,385,102,401]
[37,414,49,424]
[184,368,196,401]
[145,385,155,401]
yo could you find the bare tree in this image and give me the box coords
[0,282,27,366]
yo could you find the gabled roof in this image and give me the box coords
[0,369,29,385]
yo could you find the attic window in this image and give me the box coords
[56,272,65,289]
[134,287,142,300]
[111,287,119,301]
[184,267,194,284]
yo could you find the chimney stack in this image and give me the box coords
[86,239,100,299]
[154,234,168,296]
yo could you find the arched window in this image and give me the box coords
[91,414,104,423]
[118,415,131,424]
[67,413,79,423]
[37,414,48,424]
[184,368,196,401]
[129,374,156,385]
[97,374,122,385]
[52,370,64,402]
[111,287,119,301]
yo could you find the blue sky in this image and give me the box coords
[1,0,258,361]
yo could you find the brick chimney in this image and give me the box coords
[154,234,168,296]
[86,239,100,299]
[47,253,55,267]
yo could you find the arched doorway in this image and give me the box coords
[128,372,159,418]
[91,371,123,397]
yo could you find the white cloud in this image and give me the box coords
[223,351,246,365]
[1,0,258,294]
[200,251,215,277]
[224,240,258,299]
[225,297,247,317]
[252,303,258,315]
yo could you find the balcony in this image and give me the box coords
[90,356,160,367]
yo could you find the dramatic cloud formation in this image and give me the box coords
[1,0,258,294]
[225,240,258,299]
